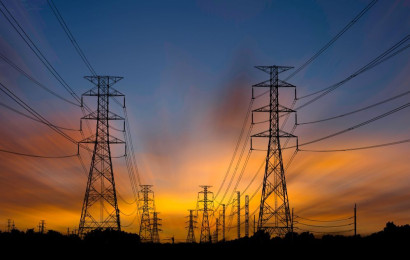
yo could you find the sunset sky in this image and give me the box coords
[0,0,409,241]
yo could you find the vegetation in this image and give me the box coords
[1,222,409,256]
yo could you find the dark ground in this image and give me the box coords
[1,222,409,258]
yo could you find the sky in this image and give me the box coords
[0,0,409,241]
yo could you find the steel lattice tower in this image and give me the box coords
[152,212,161,243]
[198,185,213,243]
[38,220,46,234]
[78,76,125,235]
[251,66,297,237]
[245,195,249,237]
[186,209,197,243]
[139,185,155,242]
[213,218,219,243]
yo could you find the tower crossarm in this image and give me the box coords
[82,87,125,97]
[252,104,296,113]
[81,110,124,121]
[254,65,293,74]
[84,75,123,86]
[252,80,296,89]
[251,130,296,138]
[79,134,125,144]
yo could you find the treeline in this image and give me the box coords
[1,222,409,256]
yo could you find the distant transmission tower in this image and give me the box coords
[245,195,249,237]
[186,209,197,243]
[213,218,219,243]
[198,185,214,243]
[251,66,297,237]
[139,185,155,242]
[38,220,46,234]
[152,212,161,243]
[7,219,14,232]
[78,76,125,235]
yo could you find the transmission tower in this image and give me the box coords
[213,218,219,243]
[139,185,155,242]
[197,185,214,243]
[78,76,125,235]
[186,209,197,243]
[245,195,249,237]
[38,220,46,234]
[236,191,240,239]
[152,212,161,243]
[7,219,14,232]
[251,66,297,237]
[221,204,226,241]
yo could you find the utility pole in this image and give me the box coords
[186,209,197,243]
[253,215,256,235]
[291,208,294,234]
[78,76,125,235]
[139,185,155,242]
[38,220,46,234]
[252,65,297,237]
[237,191,240,239]
[198,185,213,243]
[152,212,161,243]
[222,204,226,241]
[354,204,357,236]
[245,195,249,237]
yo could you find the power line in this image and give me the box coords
[287,102,410,149]
[0,0,95,143]
[119,206,139,217]
[0,52,79,106]
[299,138,410,152]
[296,222,353,228]
[295,227,354,234]
[0,81,78,145]
[280,38,409,158]
[0,148,77,158]
[284,0,378,81]
[296,215,354,223]
[255,0,379,100]
[118,192,139,205]
[0,81,92,154]
[298,90,410,125]
[224,150,253,208]
[121,211,140,228]
[215,99,254,200]
[0,0,82,105]
[0,101,79,131]
[215,124,253,209]
[296,35,410,108]
[47,0,96,76]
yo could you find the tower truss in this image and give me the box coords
[197,185,214,243]
[251,66,297,237]
[78,76,125,235]
[186,209,197,243]
[139,185,155,242]
[152,211,161,243]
